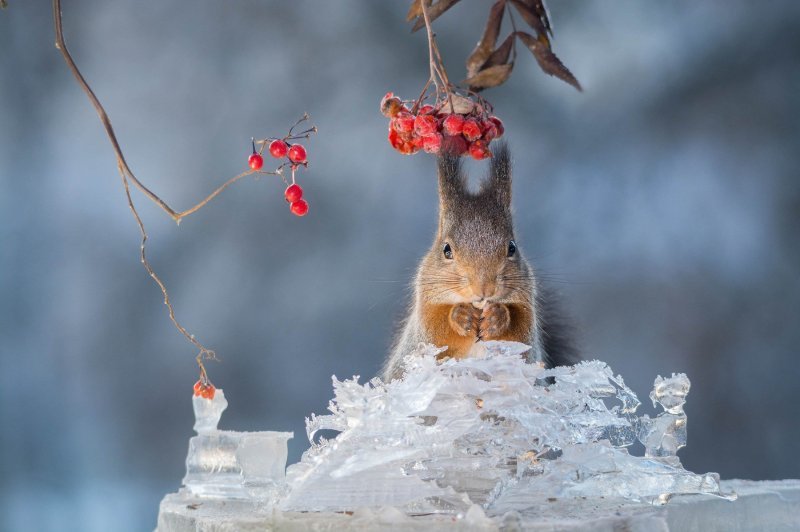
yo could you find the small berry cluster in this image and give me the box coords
[380,92,504,159]
[193,379,216,400]
[247,139,309,217]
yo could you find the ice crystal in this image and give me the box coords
[281,341,725,513]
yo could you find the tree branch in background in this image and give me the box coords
[52,0,315,384]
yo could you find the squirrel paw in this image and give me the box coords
[479,303,511,339]
[449,304,482,337]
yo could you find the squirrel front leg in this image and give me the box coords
[479,303,511,339]
[420,303,480,360]
[480,303,533,343]
[449,303,482,337]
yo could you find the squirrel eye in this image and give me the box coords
[507,240,517,258]
[443,243,453,260]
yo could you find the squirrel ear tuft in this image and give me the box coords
[438,154,466,211]
[486,141,512,208]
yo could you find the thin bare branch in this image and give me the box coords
[53,0,261,225]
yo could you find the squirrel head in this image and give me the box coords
[423,142,531,305]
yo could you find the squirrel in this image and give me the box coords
[382,143,577,380]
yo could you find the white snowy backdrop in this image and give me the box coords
[1,1,799,531]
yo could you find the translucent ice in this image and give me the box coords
[639,373,691,460]
[182,389,293,499]
[281,342,725,513]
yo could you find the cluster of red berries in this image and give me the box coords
[380,93,504,159]
[247,139,309,217]
[193,379,216,400]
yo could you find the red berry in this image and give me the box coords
[417,104,435,115]
[288,144,307,164]
[469,140,492,160]
[193,380,215,399]
[248,153,263,171]
[422,133,443,154]
[462,119,482,142]
[285,183,303,203]
[388,127,403,150]
[392,112,415,134]
[442,114,465,136]
[442,134,468,156]
[290,199,309,216]
[269,139,288,158]
[481,120,499,142]
[489,116,504,138]
[396,140,419,155]
[411,133,425,149]
[414,114,438,136]
[380,93,404,118]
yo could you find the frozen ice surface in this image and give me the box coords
[282,342,729,513]
[182,389,293,499]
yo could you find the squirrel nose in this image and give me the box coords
[475,279,497,299]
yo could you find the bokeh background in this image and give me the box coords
[2,1,799,530]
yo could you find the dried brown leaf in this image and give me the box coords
[406,0,429,22]
[517,31,581,91]
[465,63,514,90]
[440,94,476,114]
[483,32,515,69]
[528,0,553,35]
[411,0,462,32]
[509,0,548,37]
[465,0,505,78]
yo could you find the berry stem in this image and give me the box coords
[419,0,455,112]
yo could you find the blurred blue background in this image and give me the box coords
[1,1,799,530]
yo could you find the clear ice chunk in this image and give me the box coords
[279,342,724,513]
[175,344,724,516]
[182,389,293,499]
[638,373,691,460]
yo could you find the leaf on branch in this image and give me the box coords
[527,0,553,35]
[465,0,505,78]
[410,0,461,32]
[465,63,514,91]
[440,94,477,114]
[483,33,515,69]
[406,0,429,22]
[509,0,549,37]
[517,31,582,91]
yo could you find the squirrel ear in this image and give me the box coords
[438,154,466,211]
[486,141,512,208]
